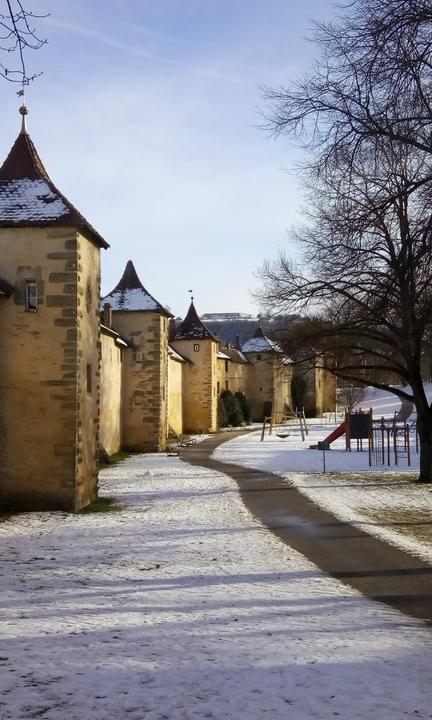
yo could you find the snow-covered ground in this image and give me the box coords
[1,452,432,719]
[213,385,432,564]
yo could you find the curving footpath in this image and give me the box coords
[181,431,432,624]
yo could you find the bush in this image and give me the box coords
[220,389,244,427]
[234,391,251,423]
[291,376,306,410]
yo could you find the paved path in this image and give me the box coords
[181,431,432,624]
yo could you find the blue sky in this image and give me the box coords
[0,0,335,316]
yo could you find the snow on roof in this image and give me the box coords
[100,324,130,347]
[241,327,283,354]
[0,178,69,223]
[217,351,231,360]
[172,301,218,342]
[0,125,108,248]
[221,346,249,364]
[168,345,187,363]
[102,260,172,316]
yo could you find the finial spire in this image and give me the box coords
[19,104,29,134]
[188,288,194,303]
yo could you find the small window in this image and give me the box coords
[225,361,228,372]
[217,381,220,394]
[136,352,143,363]
[256,353,262,360]
[25,281,38,312]
[193,343,200,352]
[225,381,229,390]
[86,364,92,393]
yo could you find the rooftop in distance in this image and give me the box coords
[200,312,257,322]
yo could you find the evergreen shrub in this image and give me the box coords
[220,389,244,426]
[234,391,251,423]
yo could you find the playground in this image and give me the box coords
[213,386,432,564]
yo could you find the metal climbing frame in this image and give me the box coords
[370,417,417,467]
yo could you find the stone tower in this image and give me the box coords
[101,260,172,451]
[241,326,292,420]
[0,109,108,511]
[171,301,219,433]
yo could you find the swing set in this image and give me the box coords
[260,409,309,442]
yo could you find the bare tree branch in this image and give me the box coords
[0,0,48,89]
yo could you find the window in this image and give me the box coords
[225,361,229,372]
[25,281,38,312]
[225,381,229,390]
[256,354,262,360]
[193,343,200,352]
[217,381,220,394]
[86,364,92,393]
[136,352,143,363]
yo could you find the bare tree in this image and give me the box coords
[259,0,432,481]
[0,0,47,89]
[264,0,432,195]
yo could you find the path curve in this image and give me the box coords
[181,431,432,624]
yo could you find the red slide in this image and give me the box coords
[310,420,346,449]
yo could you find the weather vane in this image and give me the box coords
[188,289,194,303]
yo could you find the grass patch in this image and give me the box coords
[79,496,123,514]
[99,450,131,466]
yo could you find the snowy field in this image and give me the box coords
[1,452,432,719]
[213,387,432,564]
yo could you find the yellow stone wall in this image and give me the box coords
[294,360,336,416]
[110,311,168,451]
[245,354,275,420]
[217,356,227,394]
[0,226,100,511]
[315,364,337,415]
[272,362,293,415]
[245,353,292,420]
[100,332,123,455]
[171,338,218,433]
[226,360,247,394]
[168,355,184,437]
[75,233,101,509]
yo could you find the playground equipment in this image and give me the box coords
[345,410,373,451]
[313,408,418,467]
[260,409,308,442]
[370,417,417,467]
[310,410,372,450]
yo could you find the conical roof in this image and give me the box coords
[173,301,218,341]
[0,120,108,248]
[241,325,283,353]
[102,260,172,316]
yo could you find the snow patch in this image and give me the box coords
[0,178,69,221]
[102,287,161,311]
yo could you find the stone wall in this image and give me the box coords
[272,362,293,416]
[100,331,123,455]
[0,226,100,511]
[171,339,218,433]
[111,311,168,451]
[226,360,247,395]
[167,354,184,437]
[245,354,276,421]
[75,233,101,509]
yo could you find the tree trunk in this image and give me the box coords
[416,409,432,483]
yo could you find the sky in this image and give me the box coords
[0,0,335,316]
